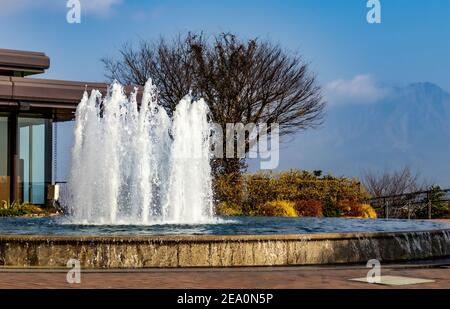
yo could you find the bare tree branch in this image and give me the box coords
[362,166,425,197]
[102,32,326,175]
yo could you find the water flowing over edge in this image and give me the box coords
[66,79,220,225]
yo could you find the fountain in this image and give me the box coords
[0,80,449,268]
[67,80,214,225]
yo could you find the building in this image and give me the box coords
[0,48,136,205]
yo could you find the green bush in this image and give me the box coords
[323,199,343,217]
[415,186,449,218]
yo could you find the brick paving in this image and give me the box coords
[0,265,448,289]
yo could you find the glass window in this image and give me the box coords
[0,116,8,202]
[18,117,52,205]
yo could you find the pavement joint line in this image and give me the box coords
[1,259,448,273]
[1,259,449,273]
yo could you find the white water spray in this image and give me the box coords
[67,80,215,225]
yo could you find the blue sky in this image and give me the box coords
[1,0,450,91]
[2,0,450,181]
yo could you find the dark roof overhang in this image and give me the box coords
[0,76,141,121]
[0,49,50,76]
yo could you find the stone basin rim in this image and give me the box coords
[0,228,449,243]
[0,229,449,268]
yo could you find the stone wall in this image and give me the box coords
[0,230,449,268]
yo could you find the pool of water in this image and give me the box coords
[0,216,449,235]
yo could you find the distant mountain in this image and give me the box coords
[271,82,450,186]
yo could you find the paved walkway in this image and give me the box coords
[0,264,448,289]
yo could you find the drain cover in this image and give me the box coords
[349,275,435,286]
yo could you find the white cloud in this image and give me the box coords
[325,74,390,105]
[0,0,123,16]
[79,0,123,15]
[132,6,165,21]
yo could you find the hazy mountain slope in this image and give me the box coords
[273,82,450,186]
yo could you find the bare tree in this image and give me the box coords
[103,32,325,175]
[362,166,424,198]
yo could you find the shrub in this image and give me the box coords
[338,199,363,217]
[323,199,342,217]
[213,169,370,217]
[294,200,323,217]
[335,200,377,219]
[213,173,244,207]
[414,186,449,219]
[0,200,45,217]
[360,204,377,219]
[216,202,244,216]
[242,172,275,213]
[21,204,45,215]
[258,200,297,217]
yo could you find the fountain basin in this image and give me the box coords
[0,228,449,268]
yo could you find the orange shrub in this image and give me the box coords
[294,200,323,217]
[337,199,362,217]
[337,200,378,219]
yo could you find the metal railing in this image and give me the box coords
[367,188,450,219]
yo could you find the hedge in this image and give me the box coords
[214,170,375,218]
